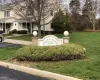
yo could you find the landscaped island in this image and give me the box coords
[14,44,86,61]
[1,32,100,80]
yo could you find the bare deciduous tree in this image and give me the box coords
[11,0,59,37]
[82,0,100,31]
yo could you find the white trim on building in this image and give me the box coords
[0,3,54,34]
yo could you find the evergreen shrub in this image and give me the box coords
[14,44,86,61]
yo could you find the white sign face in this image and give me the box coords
[38,35,63,46]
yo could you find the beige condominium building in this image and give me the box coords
[0,3,54,34]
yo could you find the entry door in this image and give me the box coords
[3,23,5,33]
[27,23,31,33]
[6,24,11,33]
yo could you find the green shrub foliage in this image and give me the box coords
[9,29,17,34]
[15,44,86,61]
[17,30,27,34]
[51,9,71,33]
[0,30,3,34]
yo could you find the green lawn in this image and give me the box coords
[7,34,64,41]
[8,35,33,41]
[0,47,21,61]
[1,32,100,80]
[31,32,100,80]
[3,34,12,37]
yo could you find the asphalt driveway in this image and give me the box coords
[0,43,49,80]
[0,42,22,48]
[0,66,49,80]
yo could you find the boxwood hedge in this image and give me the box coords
[14,44,86,61]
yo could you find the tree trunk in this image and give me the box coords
[93,23,96,31]
[37,22,41,37]
[92,14,96,31]
[92,20,96,31]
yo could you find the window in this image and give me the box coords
[4,11,10,17]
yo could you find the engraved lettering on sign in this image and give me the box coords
[38,35,63,46]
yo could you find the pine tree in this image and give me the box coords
[52,10,70,33]
[82,0,92,16]
[69,0,80,14]
[69,0,81,31]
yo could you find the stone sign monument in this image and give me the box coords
[32,31,69,46]
[38,35,63,46]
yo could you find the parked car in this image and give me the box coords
[0,35,4,42]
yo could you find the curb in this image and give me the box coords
[0,61,82,80]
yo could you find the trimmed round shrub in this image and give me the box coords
[17,30,27,34]
[0,30,3,34]
[9,29,17,34]
[14,44,86,61]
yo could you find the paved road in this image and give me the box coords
[0,43,49,80]
[0,66,49,80]
[0,42,22,48]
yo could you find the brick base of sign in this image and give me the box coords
[63,37,70,44]
[32,37,38,45]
